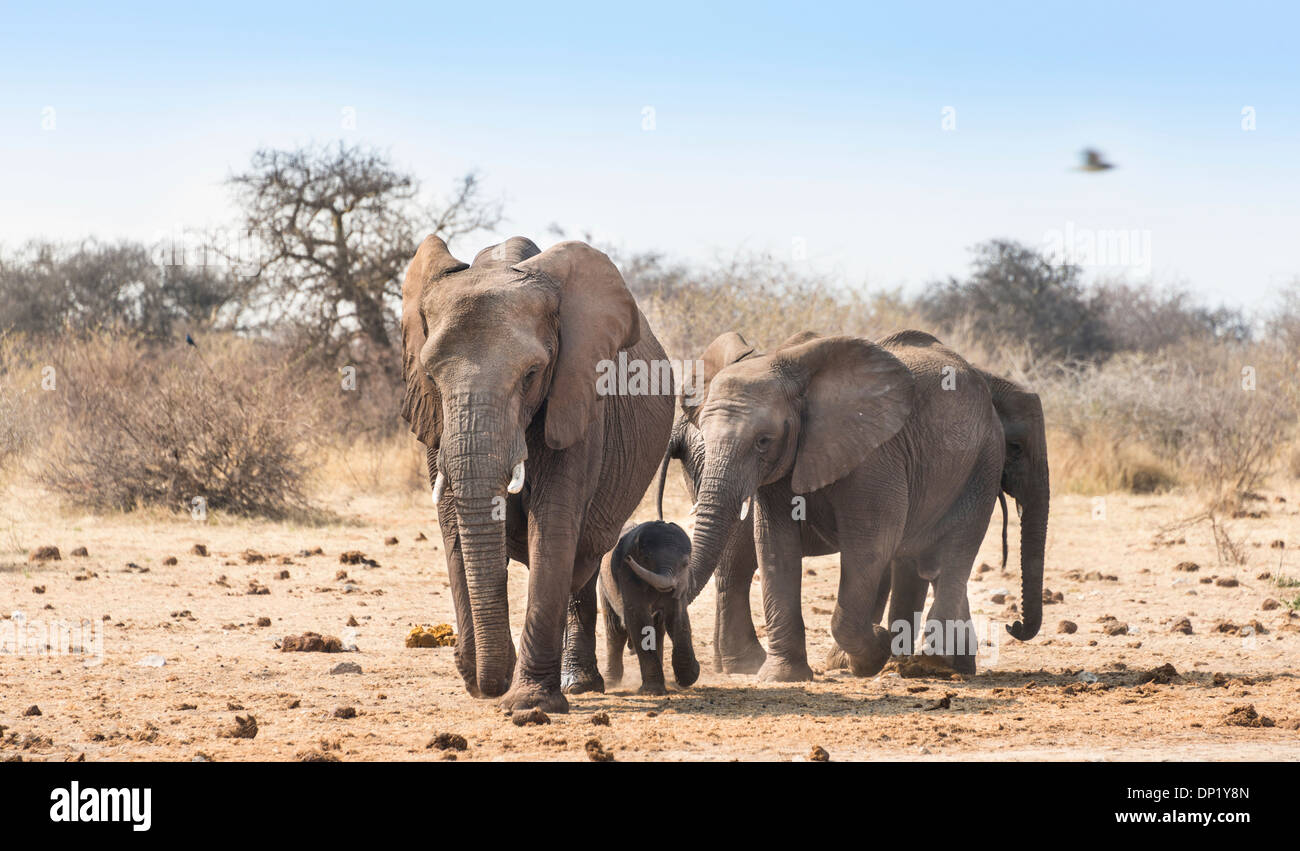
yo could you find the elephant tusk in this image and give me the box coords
[507,461,526,494]
[432,471,445,504]
[739,496,753,521]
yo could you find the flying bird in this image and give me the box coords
[1077,148,1115,172]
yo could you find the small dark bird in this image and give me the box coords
[185,333,196,347]
[1077,148,1115,172]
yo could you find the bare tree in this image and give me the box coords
[227,143,502,357]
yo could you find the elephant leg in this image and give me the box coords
[561,564,605,695]
[753,488,814,682]
[922,534,983,675]
[600,589,627,687]
[712,530,766,674]
[498,512,584,714]
[824,557,905,670]
[627,609,668,695]
[667,602,701,687]
[832,490,906,679]
[886,557,930,657]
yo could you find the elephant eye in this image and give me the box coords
[755,434,773,452]
[523,366,539,388]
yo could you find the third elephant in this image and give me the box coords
[678,329,1013,679]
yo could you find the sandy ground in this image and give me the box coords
[2,478,1298,762]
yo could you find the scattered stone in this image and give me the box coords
[246,580,270,595]
[512,708,550,727]
[1262,598,1280,611]
[281,632,345,653]
[329,661,363,675]
[256,617,272,627]
[925,694,953,710]
[339,550,379,568]
[1139,663,1180,685]
[428,732,468,751]
[1042,588,1064,604]
[22,705,41,717]
[989,593,1007,604]
[1057,620,1078,634]
[1222,704,1275,728]
[590,711,611,726]
[174,703,197,711]
[190,544,208,557]
[384,537,399,546]
[70,547,89,557]
[29,546,61,562]
[333,706,357,719]
[241,550,266,564]
[298,547,324,557]
[162,556,178,566]
[415,532,428,542]
[220,715,258,739]
[297,749,340,762]
[1171,617,1193,635]
[1174,561,1200,572]
[285,699,300,709]
[1212,620,1240,635]
[406,624,456,648]
[808,745,830,762]
[585,738,614,762]
[346,615,359,627]
[31,586,45,594]
[276,570,290,580]
[1271,540,1285,549]
[1103,621,1130,636]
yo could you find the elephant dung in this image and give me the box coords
[405,624,456,648]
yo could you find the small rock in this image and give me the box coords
[339,550,379,568]
[329,661,363,675]
[590,711,611,726]
[162,556,178,566]
[512,708,550,727]
[1174,561,1200,572]
[415,532,428,542]
[1214,577,1240,588]
[190,544,208,557]
[70,547,89,557]
[297,749,340,762]
[384,536,399,546]
[241,550,266,564]
[1171,617,1193,635]
[1103,622,1130,636]
[256,617,272,627]
[333,706,357,719]
[1262,598,1280,611]
[808,745,830,762]
[23,705,41,717]
[1057,620,1078,634]
[1222,704,1275,728]
[585,738,614,762]
[31,586,45,594]
[281,632,344,653]
[29,546,61,562]
[220,715,258,739]
[346,615,359,627]
[428,732,468,751]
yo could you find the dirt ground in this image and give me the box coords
[2,478,1298,762]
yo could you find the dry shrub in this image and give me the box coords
[33,333,331,518]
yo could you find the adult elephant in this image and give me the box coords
[824,364,1051,669]
[680,329,1005,679]
[401,235,673,712]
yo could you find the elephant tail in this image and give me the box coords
[655,432,678,521]
[999,491,1008,571]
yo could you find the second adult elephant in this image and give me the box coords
[681,329,1005,679]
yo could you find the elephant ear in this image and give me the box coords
[686,331,755,421]
[514,241,640,450]
[400,235,468,449]
[777,330,821,349]
[778,335,916,495]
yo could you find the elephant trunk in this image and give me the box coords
[441,399,519,697]
[1007,470,1049,642]
[684,458,748,604]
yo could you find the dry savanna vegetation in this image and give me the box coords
[2,145,1298,761]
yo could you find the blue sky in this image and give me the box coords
[3,1,1298,307]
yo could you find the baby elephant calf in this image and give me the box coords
[599,521,700,695]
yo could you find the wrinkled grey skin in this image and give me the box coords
[401,235,673,712]
[656,388,834,675]
[599,521,699,695]
[680,329,1005,679]
[825,365,1051,669]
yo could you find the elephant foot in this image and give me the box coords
[499,680,569,714]
[757,656,815,682]
[822,644,850,671]
[931,651,977,676]
[719,640,767,675]
[638,681,668,696]
[561,665,605,695]
[673,658,701,688]
[845,626,893,678]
